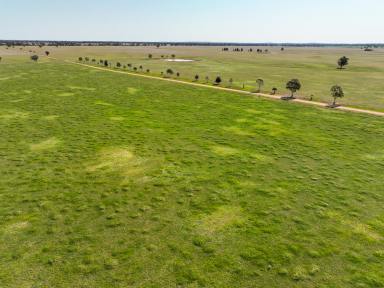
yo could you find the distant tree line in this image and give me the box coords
[2,40,383,48]
[222,47,270,53]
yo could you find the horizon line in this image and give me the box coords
[1,39,384,46]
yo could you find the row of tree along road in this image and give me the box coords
[2,51,347,107]
[5,50,345,107]
[76,55,348,107]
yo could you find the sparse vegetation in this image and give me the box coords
[41,46,384,111]
[256,78,264,92]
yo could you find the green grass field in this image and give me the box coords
[12,45,383,112]
[3,46,384,111]
[1,59,384,287]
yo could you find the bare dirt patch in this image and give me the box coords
[196,206,246,235]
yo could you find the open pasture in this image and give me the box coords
[2,45,384,111]
[1,59,384,287]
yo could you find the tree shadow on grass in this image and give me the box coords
[326,103,341,109]
[281,96,296,101]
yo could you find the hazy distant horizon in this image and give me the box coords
[2,39,384,46]
[2,0,384,43]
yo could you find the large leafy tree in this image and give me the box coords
[286,79,301,98]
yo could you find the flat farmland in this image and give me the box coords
[5,45,383,111]
[0,59,384,287]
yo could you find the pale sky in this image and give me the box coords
[2,0,383,43]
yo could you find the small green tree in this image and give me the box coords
[148,54,153,59]
[330,85,344,106]
[194,74,199,82]
[166,68,174,77]
[229,78,233,87]
[214,76,222,85]
[272,87,278,95]
[79,57,83,62]
[31,55,39,62]
[176,72,180,77]
[338,56,349,69]
[104,60,108,67]
[45,51,50,56]
[256,78,264,92]
[286,79,301,98]
[116,62,121,68]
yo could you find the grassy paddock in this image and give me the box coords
[0,60,384,287]
[2,45,384,111]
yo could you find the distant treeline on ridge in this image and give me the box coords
[1,40,383,48]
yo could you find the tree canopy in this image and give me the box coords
[338,56,349,69]
[330,85,344,106]
[286,79,301,98]
[30,55,39,62]
[215,76,222,85]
